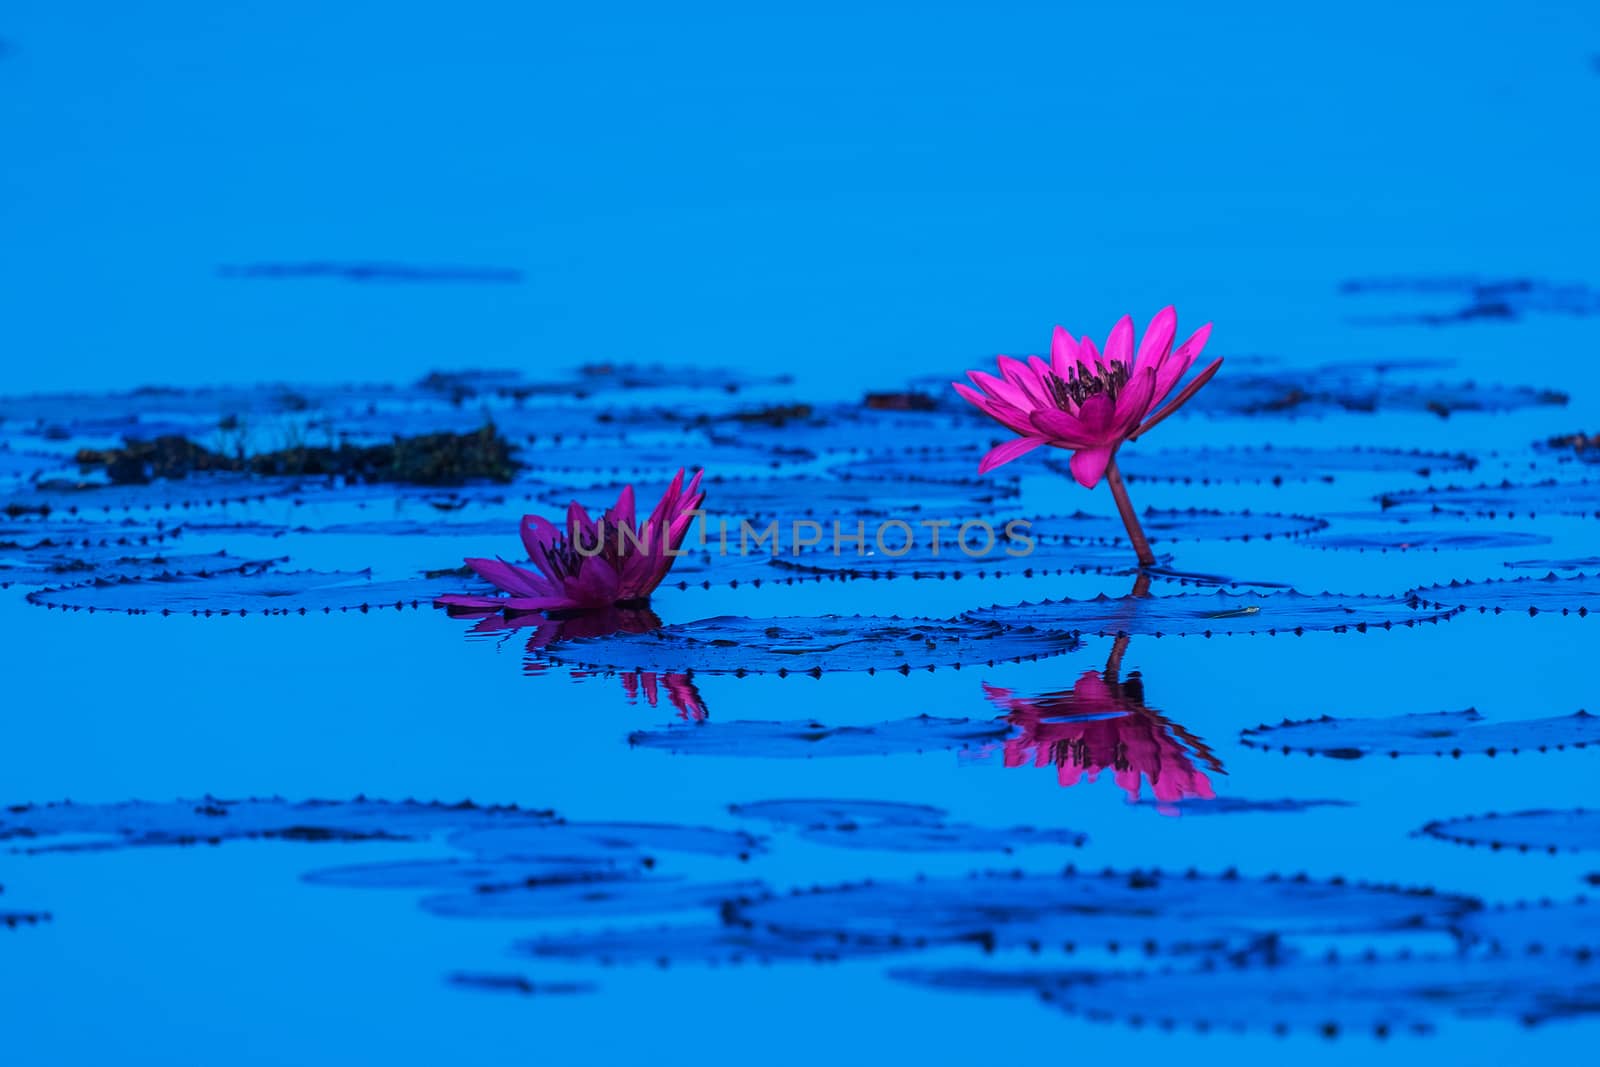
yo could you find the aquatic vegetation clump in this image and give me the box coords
[546,614,1078,674]
[1241,709,1600,759]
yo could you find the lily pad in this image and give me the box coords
[1079,445,1477,485]
[1421,809,1600,854]
[827,450,1012,484]
[2,911,51,930]
[0,474,301,515]
[304,856,637,891]
[1340,274,1600,326]
[770,539,1147,580]
[1307,528,1553,552]
[628,716,1011,759]
[1028,509,1328,544]
[1134,798,1355,815]
[542,474,1016,519]
[0,797,558,853]
[1241,709,1600,759]
[421,878,767,920]
[728,868,1478,955]
[0,550,280,588]
[1458,899,1600,954]
[546,615,1078,674]
[1379,480,1600,519]
[959,952,1600,1034]
[446,821,764,862]
[1189,364,1567,418]
[445,973,596,996]
[966,590,1451,637]
[728,798,948,828]
[1407,574,1600,616]
[26,569,462,615]
[1505,556,1600,572]
[791,822,1086,854]
[518,920,891,966]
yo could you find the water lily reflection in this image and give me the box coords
[443,604,707,719]
[985,639,1223,810]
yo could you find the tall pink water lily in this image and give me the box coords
[435,468,706,615]
[954,307,1222,566]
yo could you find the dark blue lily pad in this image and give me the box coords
[1307,528,1553,552]
[1458,899,1600,954]
[728,868,1478,954]
[517,920,891,967]
[728,798,948,828]
[1421,809,1600,854]
[977,952,1600,1034]
[445,973,596,996]
[0,797,558,853]
[26,569,466,615]
[1,474,301,515]
[1407,574,1600,616]
[791,822,1086,854]
[1134,797,1356,815]
[542,474,1017,519]
[1029,508,1328,544]
[421,878,767,920]
[629,716,1011,759]
[1,550,281,589]
[304,856,638,891]
[1054,446,1475,485]
[966,590,1452,637]
[546,615,1077,674]
[1189,363,1567,418]
[1505,556,1600,572]
[1380,480,1600,519]
[445,821,763,862]
[770,538,1148,580]
[1241,709,1600,758]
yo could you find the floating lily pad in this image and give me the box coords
[962,952,1600,1034]
[0,518,182,549]
[547,615,1077,674]
[0,797,558,853]
[628,716,1011,759]
[445,973,596,996]
[1380,480,1600,519]
[792,822,1086,854]
[1340,274,1600,326]
[543,474,1015,519]
[1241,709,1600,759]
[966,590,1451,637]
[1028,509,1328,544]
[728,868,1477,954]
[1506,556,1600,572]
[1134,798,1355,815]
[1408,574,1600,616]
[421,878,767,920]
[0,550,280,588]
[304,856,636,891]
[518,920,891,966]
[2,911,51,930]
[1421,809,1600,854]
[1190,365,1567,418]
[1080,446,1477,485]
[445,821,764,862]
[710,408,1007,456]
[26,569,463,615]
[1307,528,1553,552]
[827,450,1011,484]
[523,439,812,475]
[217,261,524,284]
[728,798,948,828]
[770,539,1147,580]
[0,474,301,515]
[1458,899,1600,954]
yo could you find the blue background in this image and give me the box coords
[2,2,1598,1065]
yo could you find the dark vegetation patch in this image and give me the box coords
[1540,431,1600,463]
[1421,809,1600,854]
[545,615,1078,674]
[628,717,1012,759]
[1407,574,1600,616]
[74,425,520,486]
[1241,709,1600,759]
[965,590,1453,637]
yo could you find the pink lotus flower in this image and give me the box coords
[955,307,1220,484]
[954,308,1221,567]
[435,468,705,615]
[984,673,1224,810]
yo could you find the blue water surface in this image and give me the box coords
[2,2,1598,1064]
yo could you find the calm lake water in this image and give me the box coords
[2,3,1598,1064]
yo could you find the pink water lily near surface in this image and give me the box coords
[436,468,706,615]
[955,306,1221,486]
[955,307,1222,567]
